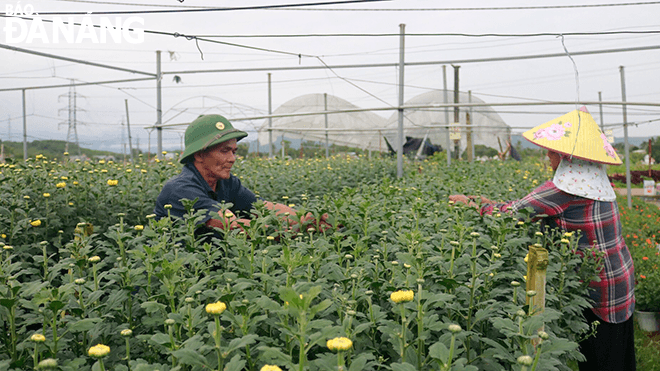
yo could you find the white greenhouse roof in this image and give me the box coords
[257,91,510,153]
[382,90,511,153]
[257,93,388,152]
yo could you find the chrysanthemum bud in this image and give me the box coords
[390,290,414,303]
[205,301,227,315]
[30,333,46,342]
[88,344,110,358]
[37,358,58,369]
[448,324,462,333]
[517,355,533,366]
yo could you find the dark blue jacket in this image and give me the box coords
[155,163,257,223]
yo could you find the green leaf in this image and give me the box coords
[310,299,332,316]
[390,362,417,371]
[0,298,16,309]
[348,352,373,371]
[141,301,167,314]
[171,348,209,368]
[225,334,258,354]
[150,332,172,346]
[48,300,65,313]
[224,354,246,371]
[68,318,101,332]
[428,341,450,363]
[542,338,579,354]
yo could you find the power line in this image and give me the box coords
[279,1,660,11]
[50,0,660,12]
[4,0,390,15]
[0,15,317,60]
[195,30,660,38]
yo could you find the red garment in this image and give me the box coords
[481,180,635,324]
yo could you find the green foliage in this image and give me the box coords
[0,154,602,370]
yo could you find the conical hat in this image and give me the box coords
[522,108,622,165]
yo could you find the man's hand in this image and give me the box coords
[206,209,248,232]
[301,212,332,233]
[448,194,478,208]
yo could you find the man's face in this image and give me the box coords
[194,138,237,180]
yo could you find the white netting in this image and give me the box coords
[257,94,388,152]
[382,90,511,153]
[257,91,510,153]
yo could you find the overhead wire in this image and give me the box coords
[50,0,660,12]
[277,1,660,11]
[10,0,390,15]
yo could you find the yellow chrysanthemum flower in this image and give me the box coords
[30,333,46,342]
[56,182,66,188]
[30,220,42,227]
[88,344,110,358]
[205,301,227,315]
[390,290,414,303]
[326,337,353,351]
[134,225,144,231]
[260,366,283,371]
[43,193,50,198]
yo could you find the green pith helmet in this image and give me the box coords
[179,114,248,164]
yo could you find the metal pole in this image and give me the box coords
[73,86,80,156]
[268,73,273,158]
[620,66,632,209]
[396,23,405,178]
[468,90,474,163]
[156,51,163,159]
[22,89,27,160]
[324,93,329,158]
[443,65,451,166]
[125,99,134,163]
[598,91,605,132]
[0,43,155,77]
[453,65,460,160]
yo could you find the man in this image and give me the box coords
[155,114,330,233]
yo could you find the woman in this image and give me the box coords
[450,108,635,371]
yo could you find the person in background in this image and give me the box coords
[155,114,330,234]
[450,108,635,371]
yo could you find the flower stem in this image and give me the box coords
[214,316,224,371]
[125,337,131,371]
[400,303,406,361]
[33,342,39,369]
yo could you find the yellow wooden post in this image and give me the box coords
[526,244,549,315]
[74,222,94,240]
[526,244,549,347]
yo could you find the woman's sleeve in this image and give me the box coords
[480,180,574,220]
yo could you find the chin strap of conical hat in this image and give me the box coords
[559,33,582,161]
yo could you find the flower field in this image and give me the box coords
[1,155,602,371]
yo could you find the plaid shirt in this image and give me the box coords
[481,180,635,324]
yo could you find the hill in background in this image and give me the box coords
[0,139,128,162]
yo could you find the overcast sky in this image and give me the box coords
[1,0,659,153]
